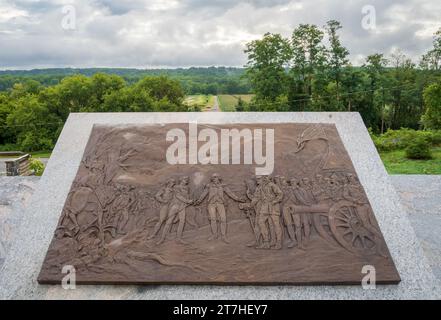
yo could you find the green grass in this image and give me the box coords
[184,95,214,111]
[31,151,52,158]
[0,151,52,158]
[218,95,237,111]
[233,94,254,103]
[218,94,254,111]
[379,147,441,174]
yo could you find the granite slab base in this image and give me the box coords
[0,112,439,299]
[391,175,441,283]
[0,177,40,270]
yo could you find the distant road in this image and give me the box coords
[208,95,220,112]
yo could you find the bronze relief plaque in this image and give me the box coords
[38,123,400,285]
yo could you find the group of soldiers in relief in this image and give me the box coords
[59,156,368,252]
[147,171,368,250]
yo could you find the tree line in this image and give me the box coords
[0,74,190,151]
[0,67,251,95]
[243,20,441,132]
[1,20,441,152]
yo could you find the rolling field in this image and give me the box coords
[218,94,254,111]
[183,95,214,111]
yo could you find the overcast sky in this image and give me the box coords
[0,0,440,69]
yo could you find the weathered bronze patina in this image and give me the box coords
[38,123,400,285]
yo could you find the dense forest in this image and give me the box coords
[0,20,440,153]
[0,67,251,95]
[0,74,196,151]
[243,21,441,133]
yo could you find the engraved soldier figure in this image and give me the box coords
[282,177,314,249]
[297,177,314,242]
[156,176,194,245]
[147,178,176,240]
[195,173,244,243]
[342,174,364,203]
[311,174,326,201]
[297,177,315,205]
[274,175,289,191]
[327,173,344,200]
[110,184,133,235]
[282,178,303,248]
[343,174,387,257]
[250,175,283,249]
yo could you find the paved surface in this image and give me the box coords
[0,177,40,269]
[208,95,220,112]
[390,175,441,281]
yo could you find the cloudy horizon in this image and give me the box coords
[0,0,440,70]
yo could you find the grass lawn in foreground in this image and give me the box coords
[379,147,441,174]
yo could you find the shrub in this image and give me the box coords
[371,128,441,152]
[186,104,201,112]
[0,143,20,151]
[29,158,45,176]
[405,136,432,160]
[429,130,441,145]
[422,82,441,130]
[18,132,54,152]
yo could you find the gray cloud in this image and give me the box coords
[0,0,439,69]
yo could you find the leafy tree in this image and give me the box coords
[6,95,61,151]
[101,87,149,112]
[0,72,197,151]
[52,75,93,114]
[0,93,14,144]
[247,95,289,112]
[101,76,187,112]
[243,21,440,132]
[290,24,327,110]
[245,33,291,102]
[9,80,43,99]
[89,73,125,110]
[363,54,388,132]
[420,28,441,71]
[421,81,441,129]
[388,50,420,129]
[236,97,245,111]
[325,20,349,104]
[134,76,185,106]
